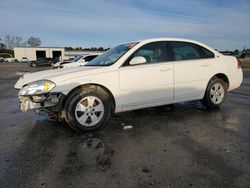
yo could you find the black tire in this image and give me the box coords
[65,87,112,132]
[201,78,228,110]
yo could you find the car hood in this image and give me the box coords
[63,61,88,68]
[14,66,107,89]
[53,61,73,67]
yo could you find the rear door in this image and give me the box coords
[169,41,214,100]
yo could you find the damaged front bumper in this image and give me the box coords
[19,93,63,112]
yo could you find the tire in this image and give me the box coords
[65,87,112,132]
[31,63,37,67]
[201,78,228,110]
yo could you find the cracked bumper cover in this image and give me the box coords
[19,93,63,112]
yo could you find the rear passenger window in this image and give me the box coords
[200,46,215,58]
[170,42,201,61]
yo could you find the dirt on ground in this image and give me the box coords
[0,62,250,188]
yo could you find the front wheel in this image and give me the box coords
[65,87,111,132]
[201,78,228,110]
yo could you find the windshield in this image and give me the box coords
[85,42,138,66]
[72,56,83,62]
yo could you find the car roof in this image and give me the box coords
[137,38,204,45]
[134,38,218,54]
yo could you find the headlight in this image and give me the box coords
[19,80,55,96]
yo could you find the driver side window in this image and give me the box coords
[127,42,170,65]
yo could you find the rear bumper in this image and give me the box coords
[228,69,243,91]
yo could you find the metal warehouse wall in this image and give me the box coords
[13,47,65,61]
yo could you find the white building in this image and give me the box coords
[13,47,104,61]
[13,47,65,61]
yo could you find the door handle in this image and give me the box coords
[160,67,171,72]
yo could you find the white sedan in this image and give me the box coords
[51,55,99,69]
[15,38,243,132]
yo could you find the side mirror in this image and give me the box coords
[129,56,147,65]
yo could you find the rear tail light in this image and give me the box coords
[237,58,242,69]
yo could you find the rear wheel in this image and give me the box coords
[201,78,227,110]
[65,87,111,132]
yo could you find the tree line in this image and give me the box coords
[219,49,250,57]
[0,35,109,52]
[64,47,109,51]
[0,35,41,49]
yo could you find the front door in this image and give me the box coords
[118,41,174,109]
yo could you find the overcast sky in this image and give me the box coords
[0,0,249,50]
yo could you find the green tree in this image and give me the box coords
[65,47,73,51]
[97,47,104,51]
[27,37,41,47]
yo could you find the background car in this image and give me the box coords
[21,57,29,63]
[51,55,98,69]
[63,57,74,61]
[60,55,99,68]
[29,58,58,67]
[0,58,5,63]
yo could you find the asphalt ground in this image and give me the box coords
[0,62,250,188]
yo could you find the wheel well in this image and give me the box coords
[202,73,230,100]
[213,73,229,87]
[61,84,116,113]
